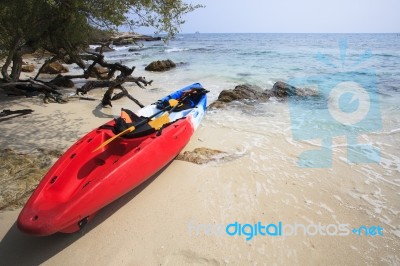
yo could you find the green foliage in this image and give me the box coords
[0,0,202,80]
[129,0,203,37]
[0,0,93,59]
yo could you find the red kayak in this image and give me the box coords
[17,83,207,236]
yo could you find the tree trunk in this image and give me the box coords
[1,35,23,81]
[10,52,23,82]
[1,52,13,82]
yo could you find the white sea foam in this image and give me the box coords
[111,45,131,51]
[165,47,190,53]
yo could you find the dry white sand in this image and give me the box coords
[0,60,399,265]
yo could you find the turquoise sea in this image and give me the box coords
[106,33,400,97]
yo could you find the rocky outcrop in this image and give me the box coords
[111,33,162,45]
[270,81,297,97]
[176,147,241,165]
[219,84,270,102]
[266,81,319,98]
[210,81,318,109]
[145,60,176,72]
[209,84,270,109]
[41,62,69,74]
[113,38,135,46]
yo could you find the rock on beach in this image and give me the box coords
[41,61,69,74]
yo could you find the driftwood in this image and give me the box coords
[0,109,34,123]
[0,79,61,96]
[0,109,33,117]
[75,52,152,107]
[102,85,145,108]
[1,50,153,107]
[77,77,150,108]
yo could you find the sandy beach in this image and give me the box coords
[1,36,400,265]
[1,94,399,265]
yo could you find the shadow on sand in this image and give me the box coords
[92,103,114,119]
[0,164,170,265]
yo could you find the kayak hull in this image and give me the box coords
[17,83,206,236]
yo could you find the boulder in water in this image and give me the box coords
[210,81,318,109]
[270,81,297,97]
[266,81,319,98]
[145,60,176,72]
[209,84,270,109]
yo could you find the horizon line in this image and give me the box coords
[178,32,400,34]
[130,31,400,35]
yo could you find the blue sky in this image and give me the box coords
[176,0,400,33]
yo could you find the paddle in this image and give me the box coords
[147,99,179,130]
[146,92,196,130]
[147,87,209,130]
[93,100,179,152]
[148,88,209,130]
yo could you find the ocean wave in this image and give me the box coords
[375,53,400,58]
[165,47,190,53]
[128,45,164,52]
[107,53,132,59]
[111,45,131,51]
[236,72,253,77]
[237,51,276,56]
[164,47,214,53]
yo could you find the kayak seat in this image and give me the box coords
[174,89,207,112]
[113,108,156,138]
[157,88,206,112]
